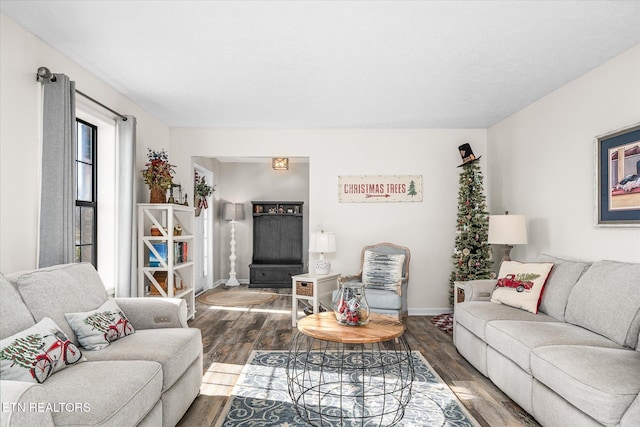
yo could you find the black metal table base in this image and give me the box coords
[287,332,414,427]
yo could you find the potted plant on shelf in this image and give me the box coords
[142,149,175,203]
[194,172,214,216]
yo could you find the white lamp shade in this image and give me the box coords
[223,203,245,221]
[488,215,528,245]
[309,231,336,253]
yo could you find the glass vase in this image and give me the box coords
[333,283,370,326]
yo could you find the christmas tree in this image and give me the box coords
[83,311,117,332]
[1,334,43,369]
[407,180,418,196]
[449,159,493,306]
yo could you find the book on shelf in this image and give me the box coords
[149,242,189,266]
[149,243,168,267]
[174,242,188,264]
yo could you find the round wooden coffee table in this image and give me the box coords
[287,312,414,427]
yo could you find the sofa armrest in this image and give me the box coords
[460,279,498,302]
[111,297,188,329]
[1,380,55,427]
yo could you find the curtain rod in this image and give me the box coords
[36,66,127,121]
[75,90,127,121]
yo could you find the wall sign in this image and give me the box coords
[338,175,423,203]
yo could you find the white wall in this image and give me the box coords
[0,14,170,274]
[170,128,488,313]
[488,44,640,263]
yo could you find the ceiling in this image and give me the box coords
[2,1,639,129]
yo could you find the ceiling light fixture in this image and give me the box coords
[272,158,289,170]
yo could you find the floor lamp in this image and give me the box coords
[223,203,245,286]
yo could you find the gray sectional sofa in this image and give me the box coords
[454,255,640,427]
[0,262,203,427]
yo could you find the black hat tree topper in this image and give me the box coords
[457,143,481,167]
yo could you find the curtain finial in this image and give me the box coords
[36,66,57,83]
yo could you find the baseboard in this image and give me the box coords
[212,278,250,288]
[409,308,453,316]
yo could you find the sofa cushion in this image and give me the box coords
[531,345,640,425]
[565,260,640,348]
[536,254,591,321]
[41,360,162,426]
[490,261,554,314]
[621,394,640,427]
[81,328,202,391]
[485,320,623,374]
[455,301,559,340]
[363,288,402,310]
[0,317,83,383]
[65,300,135,351]
[362,250,404,291]
[12,263,108,346]
[0,274,35,340]
[333,286,403,310]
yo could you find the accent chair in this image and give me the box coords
[338,242,411,321]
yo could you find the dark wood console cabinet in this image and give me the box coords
[249,201,304,288]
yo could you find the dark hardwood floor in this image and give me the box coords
[177,285,539,426]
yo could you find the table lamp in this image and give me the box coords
[309,231,336,275]
[223,203,245,286]
[488,212,528,263]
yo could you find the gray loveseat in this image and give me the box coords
[454,255,640,426]
[1,262,202,427]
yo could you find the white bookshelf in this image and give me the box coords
[137,203,196,320]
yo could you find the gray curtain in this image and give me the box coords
[115,116,137,297]
[39,74,76,268]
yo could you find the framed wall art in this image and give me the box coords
[595,123,640,227]
[338,175,422,203]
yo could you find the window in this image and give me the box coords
[75,119,97,266]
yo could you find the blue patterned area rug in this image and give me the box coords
[216,350,479,427]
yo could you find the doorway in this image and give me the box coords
[193,165,214,294]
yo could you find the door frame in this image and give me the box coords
[193,163,214,293]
